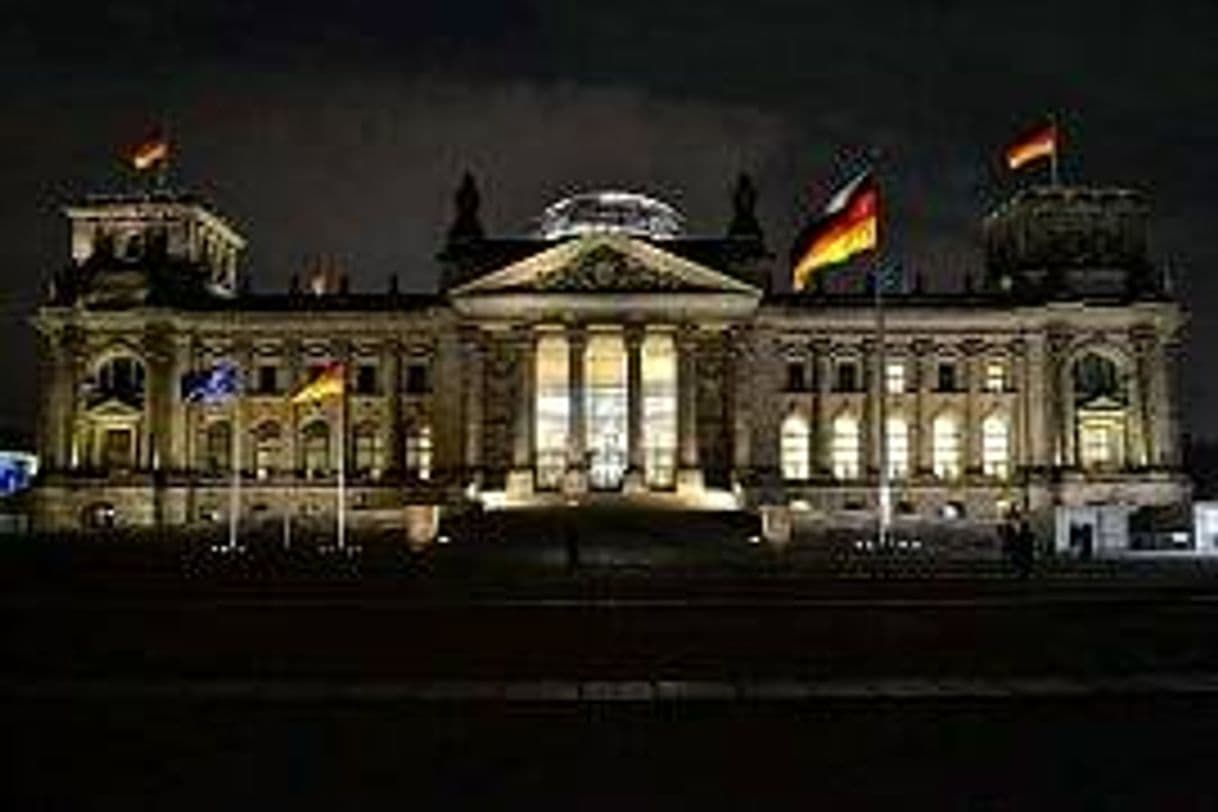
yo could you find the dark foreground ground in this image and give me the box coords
[5,524,1218,807]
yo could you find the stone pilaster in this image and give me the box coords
[507,327,535,498]
[624,325,646,494]
[461,327,485,491]
[432,331,462,490]
[284,337,302,476]
[729,327,752,476]
[383,338,404,480]
[1047,326,1074,467]
[1129,326,1154,468]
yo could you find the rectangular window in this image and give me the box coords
[786,361,806,392]
[885,361,906,394]
[356,364,378,395]
[256,365,278,395]
[835,361,859,393]
[937,362,958,393]
[405,425,432,481]
[405,363,429,394]
[985,360,1008,393]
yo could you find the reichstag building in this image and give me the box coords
[30,172,1188,543]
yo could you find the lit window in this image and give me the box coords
[781,412,811,480]
[932,413,962,479]
[302,421,330,478]
[201,421,231,474]
[405,424,432,481]
[832,414,860,480]
[982,414,1009,478]
[985,361,1008,393]
[885,361,906,394]
[1078,412,1125,470]
[886,416,909,479]
[353,422,383,479]
[252,421,281,479]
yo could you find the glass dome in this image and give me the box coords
[537,190,684,240]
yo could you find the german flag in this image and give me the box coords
[792,170,879,291]
[1005,122,1057,171]
[290,362,346,404]
[131,131,170,171]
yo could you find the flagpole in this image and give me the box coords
[337,385,346,551]
[229,398,240,551]
[874,264,891,550]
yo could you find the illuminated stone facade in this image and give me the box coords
[30,179,1189,540]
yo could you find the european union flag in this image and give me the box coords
[180,361,241,404]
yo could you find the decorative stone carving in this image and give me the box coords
[534,246,693,292]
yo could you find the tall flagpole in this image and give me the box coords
[229,397,240,551]
[337,380,346,551]
[875,265,891,549]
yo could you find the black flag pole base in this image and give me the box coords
[317,543,362,557]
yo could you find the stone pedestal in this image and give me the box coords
[677,467,704,498]
[562,467,588,498]
[623,468,648,495]
[760,504,792,546]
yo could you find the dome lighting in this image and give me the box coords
[537,190,684,240]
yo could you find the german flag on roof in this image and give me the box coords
[791,170,879,291]
[1005,122,1057,171]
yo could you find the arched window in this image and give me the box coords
[1073,353,1123,403]
[886,415,909,479]
[94,355,146,405]
[202,421,231,474]
[780,411,811,480]
[353,422,384,479]
[932,413,962,480]
[302,421,330,478]
[252,421,281,480]
[406,423,432,481]
[982,414,1010,478]
[831,413,860,480]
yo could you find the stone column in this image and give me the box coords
[507,328,536,498]
[1048,327,1074,467]
[432,331,463,491]
[677,325,703,496]
[235,338,254,476]
[564,326,588,495]
[168,335,191,472]
[624,325,646,494]
[1151,332,1182,467]
[729,327,752,479]
[748,330,783,504]
[1025,334,1048,470]
[1128,327,1153,468]
[461,328,484,492]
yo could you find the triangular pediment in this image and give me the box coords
[84,397,144,419]
[449,234,760,297]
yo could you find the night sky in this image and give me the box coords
[1,0,1215,440]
